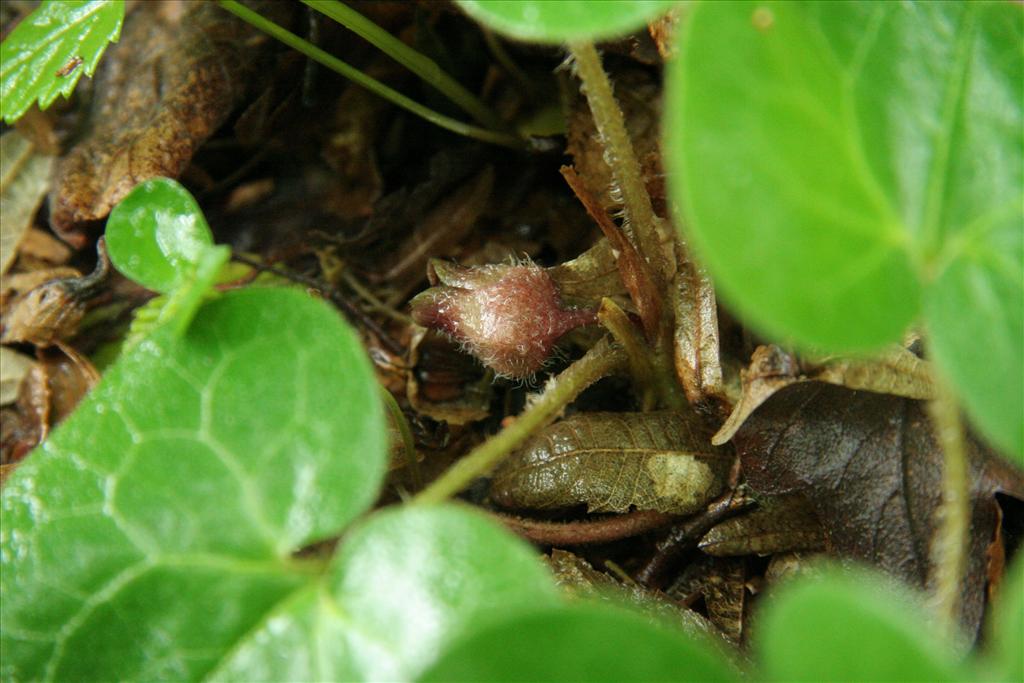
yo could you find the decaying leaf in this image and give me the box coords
[1,130,54,274]
[545,549,719,641]
[406,328,492,425]
[733,382,1024,635]
[714,344,937,445]
[561,165,661,340]
[672,244,725,410]
[0,347,35,406]
[491,411,732,514]
[50,0,285,244]
[699,493,824,557]
[702,557,746,644]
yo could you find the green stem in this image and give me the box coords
[218,0,523,149]
[302,0,504,130]
[928,376,969,638]
[414,337,627,504]
[568,41,668,282]
[598,298,656,411]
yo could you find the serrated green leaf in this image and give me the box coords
[0,287,388,681]
[210,505,560,682]
[1,0,125,123]
[668,1,1023,462]
[420,600,738,682]
[455,0,676,44]
[754,567,964,682]
[106,177,217,294]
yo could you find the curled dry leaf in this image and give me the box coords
[50,0,285,244]
[491,410,732,514]
[733,382,1024,635]
[0,131,54,275]
[701,557,747,644]
[562,165,661,340]
[698,492,825,557]
[714,344,936,445]
[672,244,725,409]
[406,327,492,426]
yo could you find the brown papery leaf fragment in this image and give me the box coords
[714,344,936,445]
[50,1,285,244]
[699,492,825,557]
[672,244,725,410]
[733,382,1024,636]
[702,557,746,644]
[491,411,732,515]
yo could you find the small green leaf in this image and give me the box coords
[755,567,963,682]
[455,0,676,44]
[986,554,1024,682]
[210,505,560,682]
[420,601,738,683]
[0,287,388,681]
[1,0,125,123]
[106,177,217,294]
[668,1,1023,462]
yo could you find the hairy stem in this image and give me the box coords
[928,377,970,637]
[218,1,523,149]
[568,41,668,282]
[414,337,627,504]
[302,0,505,130]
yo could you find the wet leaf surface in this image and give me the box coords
[492,411,732,514]
[50,0,284,245]
[733,382,1024,634]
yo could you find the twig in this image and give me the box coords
[635,486,755,589]
[413,337,627,504]
[494,509,676,546]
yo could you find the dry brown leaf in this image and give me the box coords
[702,557,746,644]
[0,347,35,406]
[1,131,54,274]
[698,492,824,557]
[406,328,492,426]
[561,165,661,340]
[491,411,732,514]
[672,245,725,409]
[50,0,285,245]
[733,382,1024,635]
[714,344,936,445]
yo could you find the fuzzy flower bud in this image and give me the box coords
[410,259,596,379]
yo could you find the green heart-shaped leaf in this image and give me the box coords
[668,1,1023,461]
[455,0,676,44]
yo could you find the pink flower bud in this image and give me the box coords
[410,260,596,379]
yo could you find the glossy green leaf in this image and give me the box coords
[755,567,963,682]
[420,601,737,683]
[668,1,1023,462]
[106,177,217,294]
[0,0,125,123]
[455,0,676,44]
[210,505,560,682]
[0,287,388,681]
[986,554,1024,682]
